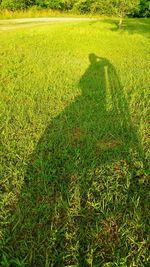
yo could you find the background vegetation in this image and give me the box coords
[0,0,150,17]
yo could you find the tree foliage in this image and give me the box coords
[1,0,35,10]
[0,0,149,17]
[138,0,150,17]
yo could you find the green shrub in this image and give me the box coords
[73,0,94,13]
[35,0,73,10]
[1,0,35,10]
[139,0,150,17]
[91,0,116,15]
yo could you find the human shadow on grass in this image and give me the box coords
[4,54,148,266]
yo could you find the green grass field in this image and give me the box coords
[0,18,150,266]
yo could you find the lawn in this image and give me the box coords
[0,18,150,266]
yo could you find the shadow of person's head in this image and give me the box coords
[89,53,98,64]
[89,53,110,65]
[79,54,112,100]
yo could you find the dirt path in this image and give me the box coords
[0,17,98,23]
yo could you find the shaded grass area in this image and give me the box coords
[0,19,150,266]
[101,18,150,39]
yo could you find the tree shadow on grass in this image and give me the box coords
[91,18,150,38]
[2,54,149,266]
[125,18,150,38]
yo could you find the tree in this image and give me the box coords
[114,0,140,27]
